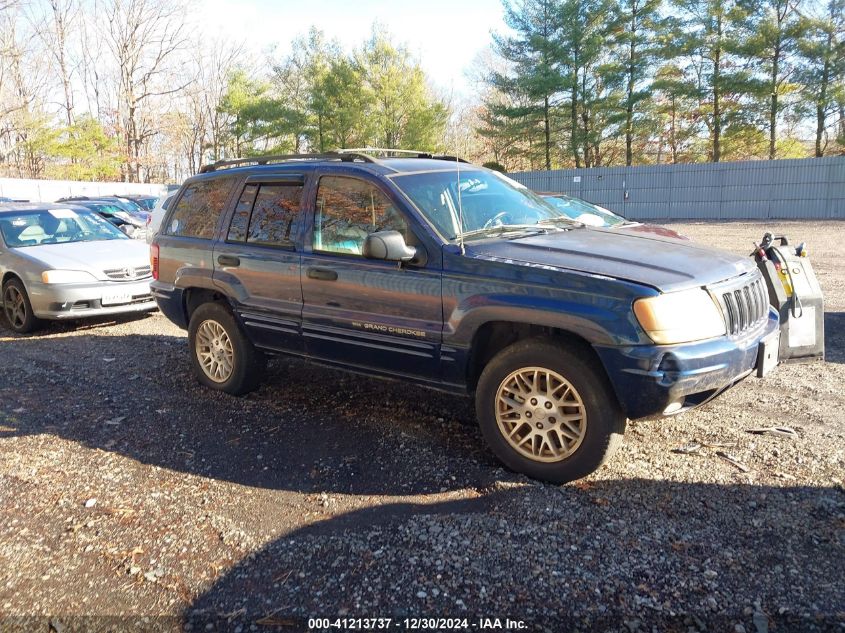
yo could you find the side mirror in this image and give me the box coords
[362,230,417,262]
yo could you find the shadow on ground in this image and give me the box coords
[180,479,845,632]
[824,312,844,364]
[0,327,491,497]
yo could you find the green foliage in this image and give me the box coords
[311,55,374,151]
[219,69,304,155]
[734,0,807,158]
[491,0,566,168]
[217,27,448,156]
[356,31,448,151]
[797,0,845,156]
[51,116,122,180]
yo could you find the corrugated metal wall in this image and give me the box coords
[510,157,845,220]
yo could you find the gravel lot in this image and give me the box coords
[1,221,843,633]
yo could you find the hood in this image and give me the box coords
[467,227,755,292]
[19,239,151,280]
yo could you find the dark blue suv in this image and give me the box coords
[151,151,779,483]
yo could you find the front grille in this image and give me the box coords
[103,265,152,281]
[712,273,768,336]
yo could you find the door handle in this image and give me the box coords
[218,255,240,267]
[307,267,338,281]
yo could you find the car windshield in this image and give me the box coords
[542,195,627,228]
[0,208,128,247]
[391,169,579,240]
[131,197,156,210]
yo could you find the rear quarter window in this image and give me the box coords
[166,177,235,239]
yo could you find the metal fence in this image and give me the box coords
[510,157,845,220]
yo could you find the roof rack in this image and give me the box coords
[339,148,471,163]
[198,151,377,174]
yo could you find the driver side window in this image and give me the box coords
[314,176,409,256]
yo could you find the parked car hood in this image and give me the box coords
[19,239,150,280]
[467,227,756,292]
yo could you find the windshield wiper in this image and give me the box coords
[460,224,555,240]
[537,217,585,228]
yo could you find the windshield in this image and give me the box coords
[392,169,579,240]
[0,208,128,247]
[542,195,627,227]
[132,197,156,210]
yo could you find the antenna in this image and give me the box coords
[456,148,465,255]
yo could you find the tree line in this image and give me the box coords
[0,0,842,183]
[478,0,845,171]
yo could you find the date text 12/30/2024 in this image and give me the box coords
[307,618,527,630]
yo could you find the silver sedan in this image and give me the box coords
[1,203,156,333]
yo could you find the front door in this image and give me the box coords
[301,174,442,380]
[213,176,305,353]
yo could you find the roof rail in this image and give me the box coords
[198,151,377,174]
[338,148,471,163]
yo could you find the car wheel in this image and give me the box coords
[188,302,265,395]
[475,338,626,484]
[3,278,41,334]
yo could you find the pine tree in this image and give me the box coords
[609,0,664,165]
[491,0,565,170]
[558,0,614,167]
[798,0,845,157]
[736,0,807,159]
[667,0,747,162]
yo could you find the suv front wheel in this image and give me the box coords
[476,338,626,484]
[188,302,265,395]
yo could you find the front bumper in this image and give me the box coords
[28,279,157,320]
[595,308,779,419]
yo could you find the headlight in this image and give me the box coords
[41,270,98,284]
[633,288,726,344]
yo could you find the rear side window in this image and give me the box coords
[226,182,303,248]
[166,177,235,239]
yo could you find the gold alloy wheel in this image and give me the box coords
[495,367,587,463]
[3,285,27,330]
[195,320,235,383]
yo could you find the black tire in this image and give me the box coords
[475,337,626,484]
[187,301,265,395]
[2,277,41,334]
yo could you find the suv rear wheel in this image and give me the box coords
[476,338,626,484]
[188,302,265,395]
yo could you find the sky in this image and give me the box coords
[197,0,508,99]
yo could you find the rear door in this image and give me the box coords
[300,173,442,380]
[213,174,305,354]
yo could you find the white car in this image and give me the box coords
[145,193,175,244]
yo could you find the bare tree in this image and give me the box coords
[29,0,78,126]
[198,38,245,162]
[97,0,190,182]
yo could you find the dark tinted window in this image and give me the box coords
[314,176,408,255]
[227,184,258,242]
[166,177,235,239]
[245,184,303,248]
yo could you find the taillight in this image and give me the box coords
[146,214,151,227]
[150,243,159,280]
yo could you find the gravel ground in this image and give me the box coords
[0,220,843,633]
